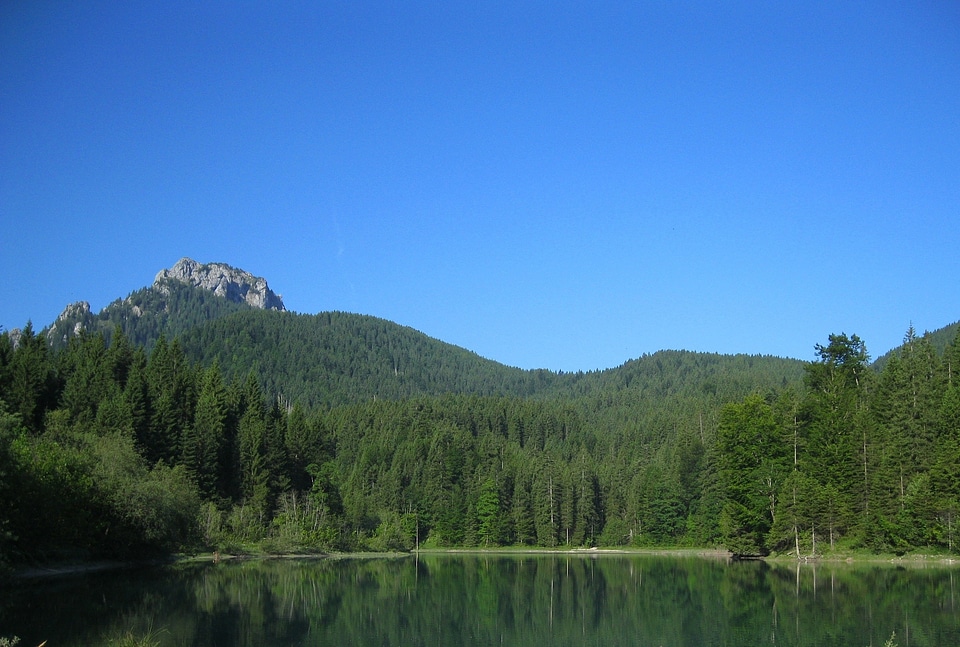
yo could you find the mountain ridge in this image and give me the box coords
[27,257,958,404]
[154,257,285,312]
[26,257,811,406]
[4,258,959,560]
[41,258,282,348]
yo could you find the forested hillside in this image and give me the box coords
[718,328,960,556]
[2,265,958,565]
[873,320,960,370]
[44,278,807,408]
[46,280,252,351]
[2,314,958,565]
[177,309,565,406]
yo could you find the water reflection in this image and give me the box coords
[2,555,958,646]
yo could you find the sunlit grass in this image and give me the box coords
[106,625,165,647]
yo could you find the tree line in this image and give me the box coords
[718,328,960,556]
[1,319,958,566]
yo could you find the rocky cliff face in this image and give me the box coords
[154,258,286,311]
[34,258,287,348]
[47,301,93,344]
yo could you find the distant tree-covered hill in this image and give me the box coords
[45,280,251,351]
[3,259,958,565]
[873,320,960,371]
[176,306,810,410]
[39,263,808,409]
[178,308,565,407]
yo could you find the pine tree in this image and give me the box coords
[476,476,501,546]
[572,449,600,545]
[533,460,559,547]
[511,474,536,545]
[187,364,227,498]
[146,336,196,463]
[106,325,134,389]
[265,398,291,500]
[285,402,314,491]
[717,393,788,555]
[239,405,270,520]
[0,330,14,400]
[8,323,55,433]
[930,343,960,551]
[123,350,152,455]
[95,392,134,436]
[802,333,871,545]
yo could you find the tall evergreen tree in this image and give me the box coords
[147,337,196,464]
[802,333,871,545]
[59,332,119,427]
[867,328,947,550]
[476,476,501,546]
[930,333,960,551]
[7,323,55,433]
[717,393,788,555]
[511,473,536,545]
[239,404,271,520]
[285,402,319,492]
[265,398,292,501]
[0,331,14,399]
[123,349,152,455]
[106,325,134,389]
[185,364,227,498]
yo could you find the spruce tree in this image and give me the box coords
[802,333,871,545]
[717,393,788,555]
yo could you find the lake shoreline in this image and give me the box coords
[10,545,960,580]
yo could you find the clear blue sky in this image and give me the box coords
[2,2,959,371]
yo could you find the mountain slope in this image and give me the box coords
[45,258,283,350]
[37,258,811,408]
[47,280,251,350]
[178,308,562,406]
[9,256,958,559]
[873,320,960,370]
[37,257,956,411]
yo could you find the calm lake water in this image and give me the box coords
[3,553,959,646]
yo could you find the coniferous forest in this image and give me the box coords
[1,283,959,567]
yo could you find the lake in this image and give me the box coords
[2,553,959,646]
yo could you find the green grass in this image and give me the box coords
[106,627,164,647]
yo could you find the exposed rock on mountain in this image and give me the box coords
[37,258,286,349]
[155,258,285,311]
[47,300,93,344]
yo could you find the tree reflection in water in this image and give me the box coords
[2,555,959,646]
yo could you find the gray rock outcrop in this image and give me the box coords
[154,258,286,311]
[47,301,92,343]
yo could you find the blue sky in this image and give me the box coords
[2,2,959,371]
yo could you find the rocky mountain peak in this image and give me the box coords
[154,258,286,311]
[46,301,92,344]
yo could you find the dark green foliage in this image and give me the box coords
[178,309,573,407]
[802,333,872,541]
[0,400,23,565]
[47,279,809,410]
[0,328,204,563]
[46,280,251,352]
[3,279,960,562]
[873,319,960,370]
[717,394,788,555]
[184,365,227,498]
[476,477,501,546]
[6,324,56,434]
[717,327,960,556]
